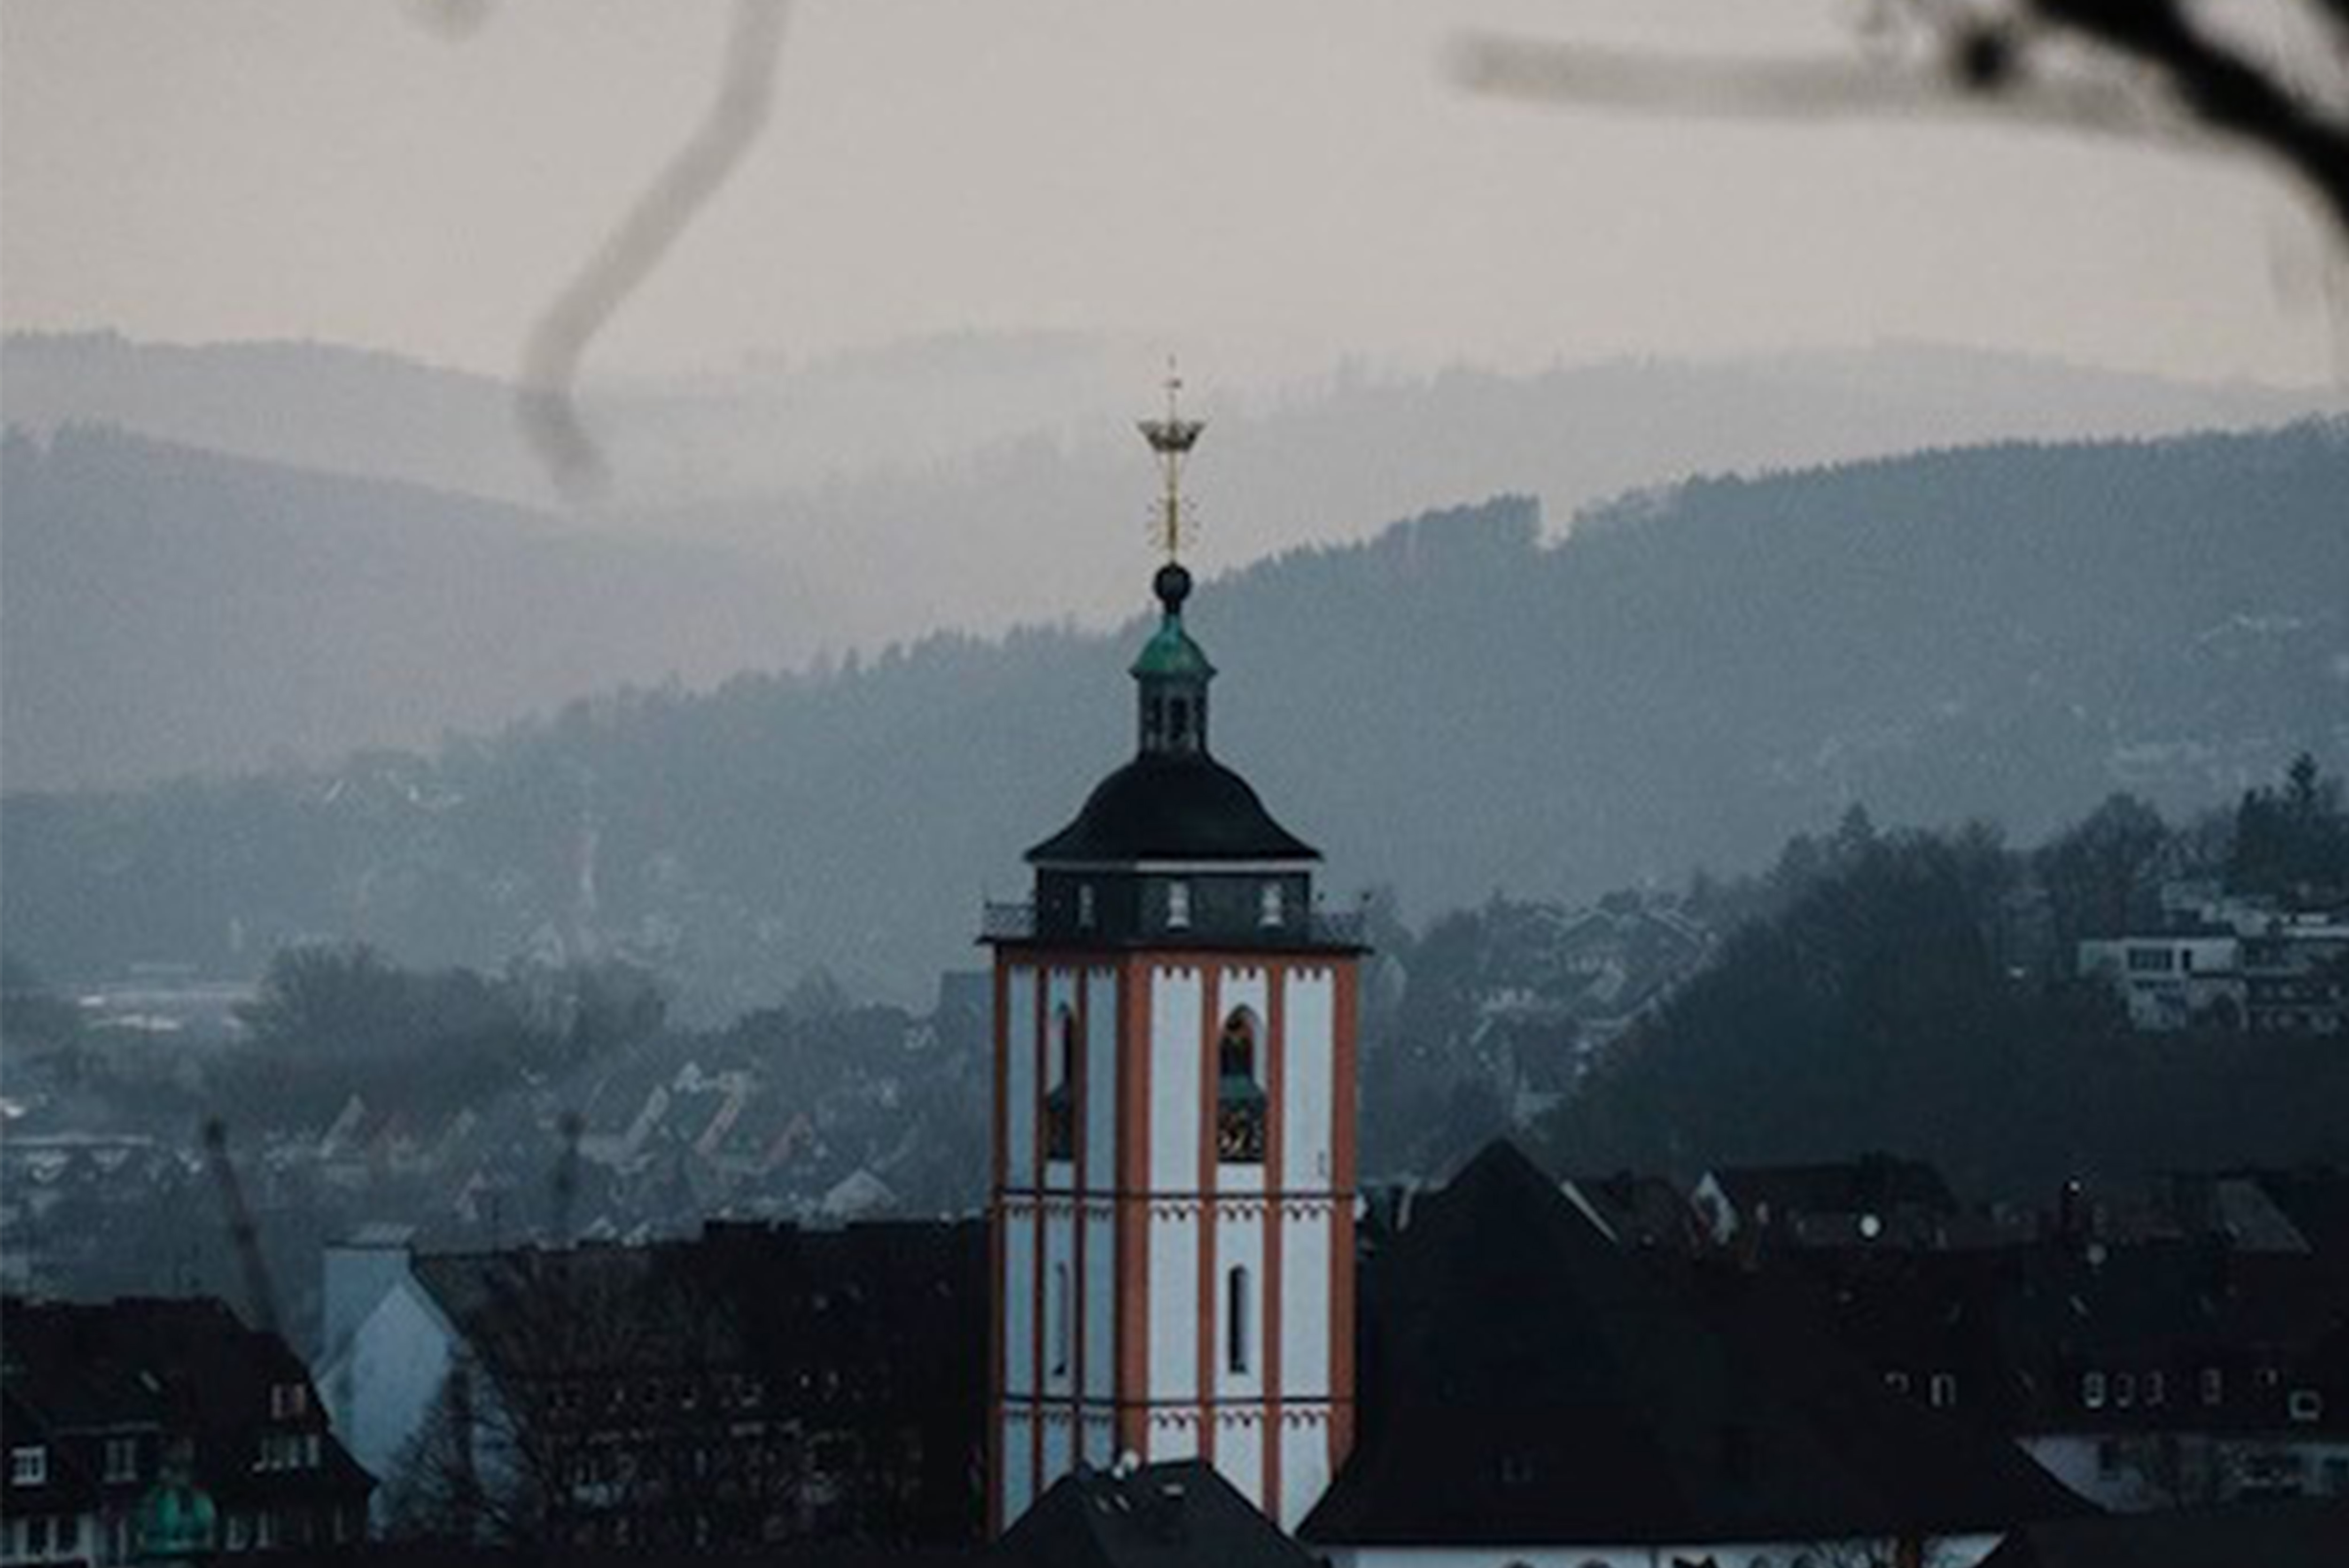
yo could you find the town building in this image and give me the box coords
[314,1219,987,1549]
[0,1295,370,1563]
[981,382,1365,1532]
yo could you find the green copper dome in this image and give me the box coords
[1129,615,1215,681]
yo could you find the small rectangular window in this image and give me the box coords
[104,1437,138,1483]
[2082,1371,2107,1409]
[1166,881,1191,930]
[2146,1370,2165,1407]
[1259,882,1284,927]
[1077,883,1097,930]
[1929,1373,1957,1409]
[1050,1262,1072,1380]
[9,1446,47,1486]
[2201,1367,2225,1406]
[1227,1267,1251,1375]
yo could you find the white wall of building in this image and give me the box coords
[1083,967,1119,1190]
[1151,966,1202,1193]
[1149,1206,1200,1402]
[1282,968,1334,1191]
[1004,966,1035,1190]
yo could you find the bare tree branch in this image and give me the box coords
[1450,1,2349,248]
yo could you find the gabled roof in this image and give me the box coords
[996,1460,1318,1568]
[1302,1141,2084,1548]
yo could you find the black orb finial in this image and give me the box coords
[1153,562,1192,615]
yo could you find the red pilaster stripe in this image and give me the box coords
[1070,968,1089,1453]
[1263,959,1287,1514]
[1030,967,1049,1498]
[1114,957,1152,1460]
[1197,964,1221,1466]
[987,958,1011,1537]
[1328,958,1359,1476]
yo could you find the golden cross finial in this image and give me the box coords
[1137,356,1205,565]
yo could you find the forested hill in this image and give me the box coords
[5,420,2344,1010]
[0,426,815,788]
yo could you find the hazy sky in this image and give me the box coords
[3,0,2340,388]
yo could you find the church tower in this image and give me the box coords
[984,375,1363,1534]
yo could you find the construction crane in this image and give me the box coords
[201,1118,283,1341]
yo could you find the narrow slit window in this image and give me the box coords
[1166,881,1191,930]
[1259,881,1284,927]
[1051,1261,1072,1380]
[1044,1008,1078,1161]
[1227,1266,1251,1374]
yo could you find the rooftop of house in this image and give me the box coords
[0,1294,372,1505]
[994,1460,1321,1568]
[1303,1141,2086,1548]
[1706,1154,1961,1222]
[410,1217,987,1397]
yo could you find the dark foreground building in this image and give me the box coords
[1,1295,371,1563]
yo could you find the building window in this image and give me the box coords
[1259,881,1284,927]
[1929,1373,1958,1409]
[1883,1370,1910,1395]
[1227,1266,1251,1375]
[1050,1262,1072,1381]
[2115,1372,2134,1409]
[2201,1366,2225,1406]
[269,1382,308,1419]
[2082,1371,2106,1409]
[8,1446,46,1486]
[1077,883,1097,931]
[1166,881,1191,930]
[2146,1370,2165,1407]
[1044,1007,1078,1162]
[2289,1389,2325,1423]
[1216,1009,1266,1164]
[1168,697,1191,747]
[104,1436,138,1483]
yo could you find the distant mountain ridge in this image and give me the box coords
[5,419,2342,1010]
[0,425,816,789]
[8,328,2340,668]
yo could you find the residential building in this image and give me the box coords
[0,1295,370,1563]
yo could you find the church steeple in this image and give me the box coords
[1133,563,1213,756]
[984,375,1365,1537]
[1133,365,1214,758]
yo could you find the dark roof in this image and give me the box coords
[1026,753,1317,866]
[0,1295,373,1505]
[1302,1141,2085,1548]
[1977,1496,2349,1568]
[996,1460,1318,1568]
[1710,1155,1960,1221]
[413,1219,988,1392]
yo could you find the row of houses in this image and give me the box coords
[9,1145,2345,1563]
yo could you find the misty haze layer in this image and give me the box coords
[6,419,2342,1010]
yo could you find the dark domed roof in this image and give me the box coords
[1027,753,1319,865]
